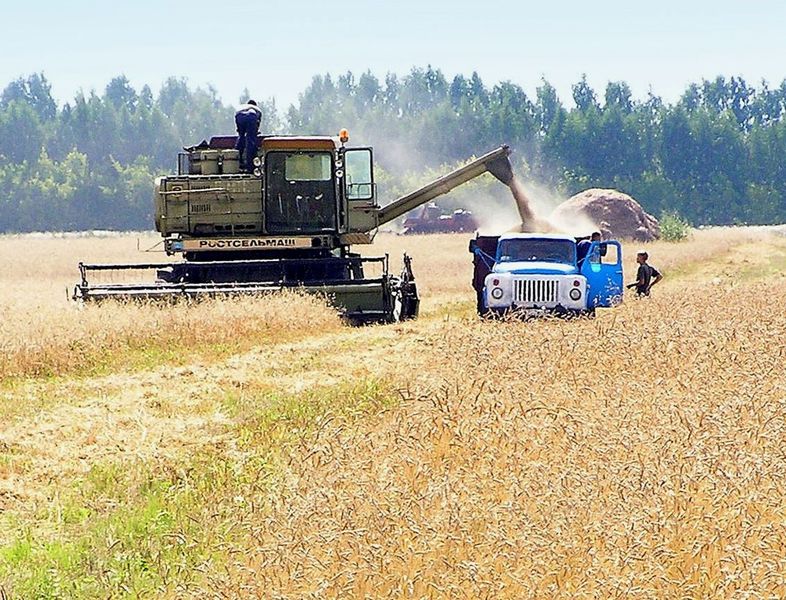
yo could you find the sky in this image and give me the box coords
[1,0,784,110]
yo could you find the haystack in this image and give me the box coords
[551,188,660,241]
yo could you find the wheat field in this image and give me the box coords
[1,227,786,598]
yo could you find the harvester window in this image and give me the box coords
[285,153,332,181]
[344,148,374,200]
[265,152,337,234]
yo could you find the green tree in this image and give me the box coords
[1,73,57,120]
[0,101,45,163]
[571,75,598,112]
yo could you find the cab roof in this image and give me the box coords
[498,232,575,242]
[206,135,340,151]
[263,136,339,151]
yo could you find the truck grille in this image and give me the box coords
[514,279,559,305]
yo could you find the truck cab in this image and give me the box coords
[469,233,623,316]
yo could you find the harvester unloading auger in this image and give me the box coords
[73,132,513,323]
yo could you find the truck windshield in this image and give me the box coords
[497,239,576,265]
[265,152,336,234]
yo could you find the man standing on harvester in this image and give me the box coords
[235,99,262,172]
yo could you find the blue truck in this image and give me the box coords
[469,233,624,317]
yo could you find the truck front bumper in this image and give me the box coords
[484,304,593,319]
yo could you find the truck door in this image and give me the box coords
[580,241,623,308]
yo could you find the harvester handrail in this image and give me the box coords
[159,187,227,195]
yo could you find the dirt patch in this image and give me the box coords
[551,188,660,241]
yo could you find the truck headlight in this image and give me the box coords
[569,288,582,301]
[491,287,504,300]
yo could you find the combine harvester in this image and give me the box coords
[401,203,479,235]
[73,131,513,323]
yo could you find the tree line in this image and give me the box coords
[0,69,784,231]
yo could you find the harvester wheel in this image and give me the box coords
[398,282,419,321]
[392,295,403,322]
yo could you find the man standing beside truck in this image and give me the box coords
[234,99,262,172]
[627,251,662,297]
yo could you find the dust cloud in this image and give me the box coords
[477,176,598,237]
[506,177,559,233]
[373,141,600,238]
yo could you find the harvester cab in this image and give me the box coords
[74,131,513,323]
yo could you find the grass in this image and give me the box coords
[0,232,343,383]
[658,210,692,241]
[2,227,786,598]
[215,278,786,598]
[2,461,228,598]
[0,293,343,384]
[1,379,398,598]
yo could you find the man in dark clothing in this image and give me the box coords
[577,231,603,266]
[235,99,262,171]
[627,251,663,296]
